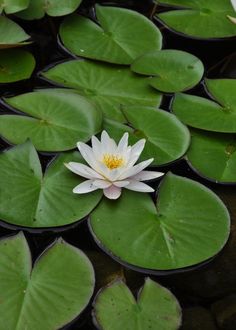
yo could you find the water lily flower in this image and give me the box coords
[65,131,164,200]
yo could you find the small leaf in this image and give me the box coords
[0,141,102,228]
[172,79,236,133]
[0,16,30,49]
[187,129,236,183]
[60,5,162,64]
[93,278,181,330]
[1,89,102,151]
[0,232,95,329]
[131,49,204,93]
[0,0,29,14]
[90,173,230,271]
[42,60,162,122]
[104,106,190,166]
[156,0,236,38]
[0,49,35,83]
[16,0,83,19]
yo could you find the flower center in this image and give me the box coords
[102,154,124,170]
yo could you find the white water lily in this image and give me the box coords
[65,131,164,200]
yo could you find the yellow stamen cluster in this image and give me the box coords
[102,154,124,170]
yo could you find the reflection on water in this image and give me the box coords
[0,0,235,329]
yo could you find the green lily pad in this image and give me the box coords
[41,60,162,122]
[0,0,29,14]
[1,89,102,151]
[90,173,230,272]
[187,129,236,183]
[0,232,95,329]
[0,141,102,228]
[0,49,35,83]
[60,5,162,65]
[16,0,82,19]
[172,79,236,133]
[103,106,190,166]
[131,50,204,93]
[92,278,181,330]
[156,0,236,38]
[0,16,30,49]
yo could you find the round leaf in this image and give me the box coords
[0,0,29,14]
[131,50,204,93]
[0,141,102,228]
[187,129,236,184]
[111,106,190,166]
[16,0,82,19]
[60,5,162,65]
[1,89,102,151]
[172,79,236,133]
[0,232,95,329]
[156,0,236,38]
[0,16,30,49]
[90,173,230,272]
[0,49,35,83]
[93,278,181,330]
[41,60,162,122]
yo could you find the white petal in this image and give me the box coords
[77,142,97,169]
[117,132,129,154]
[132,170,164,181]
[93,180,112,189]
[118,158,154,180]
[113,180,130,187]
[101,130,117,153]
[126,181,154,193]
[228,15,236,24]
[103,185,122,200]
[231,0,236,12]
[73,180,99,194]
[127,139,146,166]
[65,162,103,180]
[91,135,102,159]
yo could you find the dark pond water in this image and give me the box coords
[0,0,236,329]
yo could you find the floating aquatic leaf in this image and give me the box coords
[156,0,236,38]
[0,0,29,14]
[187,129,236,183]
[0,16,30,49]
[93,278,181,330]
[0,141,102,228]
[16,0,83,19]
[131,49,204,93]
[172,79,236,133]
[104,106,190,166]
[0,49,35,83]
[0,232,95,329]
[42,60,162,122]
[90,173,230,272]
[1,89,102,151]
[60,5,162,64]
